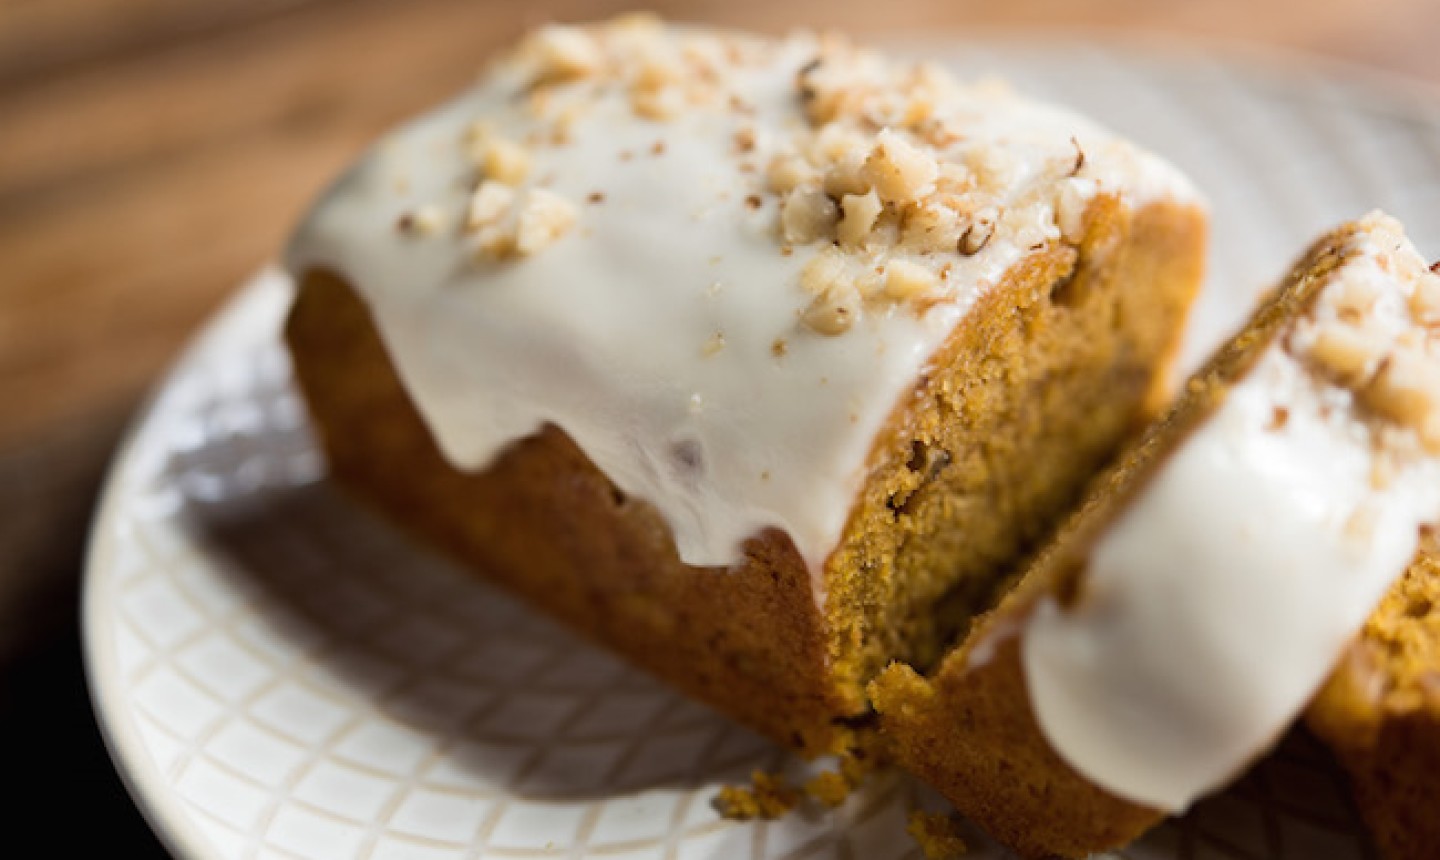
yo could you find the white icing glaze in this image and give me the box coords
[1022,215,1440,812]
[286,21,1197,574]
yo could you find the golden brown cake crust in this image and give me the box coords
[1308,536,1440,860]
[870,221,1369,860]
[286,267,854,754]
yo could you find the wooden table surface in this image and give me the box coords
[4,0,1440,853]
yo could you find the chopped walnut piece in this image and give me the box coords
[780,188,839,244]
[901,200,962,253]
[514,188,577,255]
[884,259,938,301]
[1306,323,1384,387]
[632,85,684,120]
[823,151,871,199]
[475,225,516,259]
[961,144,1011,194]
[1410,274,1440,325]
[634,44,683,88]
[766,153,818,194]
[802,283,861,335]
[799,247,848,295]
[396,205,445,236]
[465,181,515,231]
[481,137,532,185]
[837,190,882,247]
[525,25,604,83]
[1055,180,1090,244]
[958,207,999,255]
[1359,349,1440,440]
[863,130,937,204]
[1334,278,1380,322]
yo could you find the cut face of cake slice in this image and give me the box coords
[872,212,1440,858]
[283,16,1206,757]
[1309,537,1440,860]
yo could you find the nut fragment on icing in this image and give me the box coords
[863,130,938,205]
[883,259,938,300]
[837,191,882,248]
[481,137,532,185]
[780,188,839,244]
[1360,350,1440,442]
[1305,323,1383,387]
[466,181,516,231]
[514,188,578,256]
[802,284,860,335]
[523,25,605,83]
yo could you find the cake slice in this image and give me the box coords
[1309,540,1440,860]
[872,212,1440,858]
[283,16,1206,757]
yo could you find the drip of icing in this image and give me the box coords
[1022,217,1440,812]
[286,21,1198,575]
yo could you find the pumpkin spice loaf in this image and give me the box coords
[871,212,1440,858]
[283,16,1206,760]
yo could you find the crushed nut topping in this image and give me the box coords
[408,19,1137,338]
[514,188,578,256]
[863,130,938,205]
[466,181,516,231]
[522,25,605,84]
[476,135,532,185]
[780,188,839,244]
[1307,323,1382,387]
[1293,221,1440,452]
[837,191,882,248]
[959,208,998,255]
[801,283,860,335]
[883,259,939,301]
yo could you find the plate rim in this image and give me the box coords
[82,271,294,860]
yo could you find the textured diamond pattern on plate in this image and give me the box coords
[84,43,1440,859]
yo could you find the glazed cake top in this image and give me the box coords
[1022,213,1440,812]
[286,15,1199,574]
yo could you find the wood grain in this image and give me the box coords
[4,0,1440,668]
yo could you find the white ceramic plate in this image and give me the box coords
[85,38,1440,860]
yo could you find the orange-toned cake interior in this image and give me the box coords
[1310,536,1440,860]
[873,213,1440,858]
